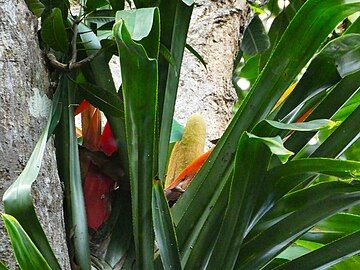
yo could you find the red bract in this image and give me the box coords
[100,122,117,156]
[75,100,90,116]
[83,163,114,230]
[75,99,118,230]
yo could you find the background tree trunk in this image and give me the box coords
[0,0,70,268]
[175,0,250,144]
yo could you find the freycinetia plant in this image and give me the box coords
[2,0,360,269]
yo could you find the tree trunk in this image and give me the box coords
[175,0,250,144]
[0,0,70,269]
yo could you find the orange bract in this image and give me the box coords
[166,148,213,190]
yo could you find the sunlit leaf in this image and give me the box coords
[1,214,51,270]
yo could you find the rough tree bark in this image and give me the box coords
[0,0,70,269]
[175,0,250,144]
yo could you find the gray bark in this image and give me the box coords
[0,1,70,269]
[175,0,250,145]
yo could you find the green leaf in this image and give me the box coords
[264,158,360,204]
[116,8,157,41]
[54,75,91,270]
[40,0,69,19]
[266,119,337,131]
[108,0,125,11]
[275,230,360,270]
[133,0,158,8]
[160,43,178,71]
[0,262,8,270]
[25,0,45,17]
[270,158,360,182]
[336,45,360,77]
[78,23,117,93]
[236,54,260,81]
[248,2,267,14]
[158,0,194,181]
[251,182,360,236]
[236,191,360,269]
[247,133,294,164]
[260,0,306,68]
[170,119,184,143]
[2,87,62,270]
[240,14,270,56]
[233,54,260,97]
[332,91,360,122]
[345,16,360,34]
[311,104,360,158]
[113,7,159,268]
[86,0,109,10]
[182,0,194,6]
[266,0,281,16]
[277,244,311,261]
[84,10,115,30]
[1,214,51,270]
[171,0,360,257]
[275,34,360,122]
[181,180,233,269]
[302,213,360,244]
[206,133,272,269]
[152,180,181,270]
[77,82,124,118]
[286,70,360,155]
[104,191,133,267]
[40,8,68,53]
[332,256,360,270]
[91,256,113,270]
[185,43,207,69]
[344,139,360,162]
[182,180,231,269]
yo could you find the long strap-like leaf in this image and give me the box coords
[236,191,360,269]
[275,230,360,270]
[113,8,159,269]
[152,180,181,270]
[249,182,360,237]
[311,104,360,158]
[158,0,194,181]
[287,71,360,155]
[275,34,360,122]
[251,158,360,225]
[55,75,91,270]
[1,214,51,270]
[206,133,272,269]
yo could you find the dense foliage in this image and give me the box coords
[2,0,360,269]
